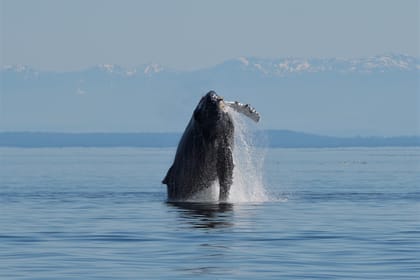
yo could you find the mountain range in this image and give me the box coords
[1,54,419,136]
[4,53,418,77]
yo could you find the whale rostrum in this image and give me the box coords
[225,101,260,123]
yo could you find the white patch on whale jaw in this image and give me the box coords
[218,100,227,111]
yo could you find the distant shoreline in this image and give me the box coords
[1,131,419,148]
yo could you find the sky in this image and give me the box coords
[1,0,419,71]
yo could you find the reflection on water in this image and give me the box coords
[167,202,236,277]
[167,202,234,229]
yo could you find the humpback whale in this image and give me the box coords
[162,91,260,201]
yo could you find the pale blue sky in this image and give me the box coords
[1,0,419,71]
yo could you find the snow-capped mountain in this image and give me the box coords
[94,63,164,76]
[1,54,418,136]
[2,64,40,79]
[2,54,417,78]
[1,62,166,79]
[229,54,419,76]
[143,63,164,75]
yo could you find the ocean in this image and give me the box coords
[0,146,419,279]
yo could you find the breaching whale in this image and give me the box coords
[162,91,260,201]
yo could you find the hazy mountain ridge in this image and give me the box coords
[3,53,418,77]
[1,54,419,136]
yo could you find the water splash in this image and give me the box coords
[226,107,269,203]
[189,179,220,202]
[187,107,269,203]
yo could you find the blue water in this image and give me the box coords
[0,147,419,279]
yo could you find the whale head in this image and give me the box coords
[193,91,231,140]
[194,91,225,122]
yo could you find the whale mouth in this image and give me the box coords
[225,101,260,123]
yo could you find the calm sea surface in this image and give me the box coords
[0,147,419,279]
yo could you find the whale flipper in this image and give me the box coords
[225,101,260,122]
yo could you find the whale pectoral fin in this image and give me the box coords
[218,147,234,201]
[225,101,260,122]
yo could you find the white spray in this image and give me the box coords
[227,107,268,203]
[189,105,268,203]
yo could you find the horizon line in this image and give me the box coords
[1,130,419,138]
